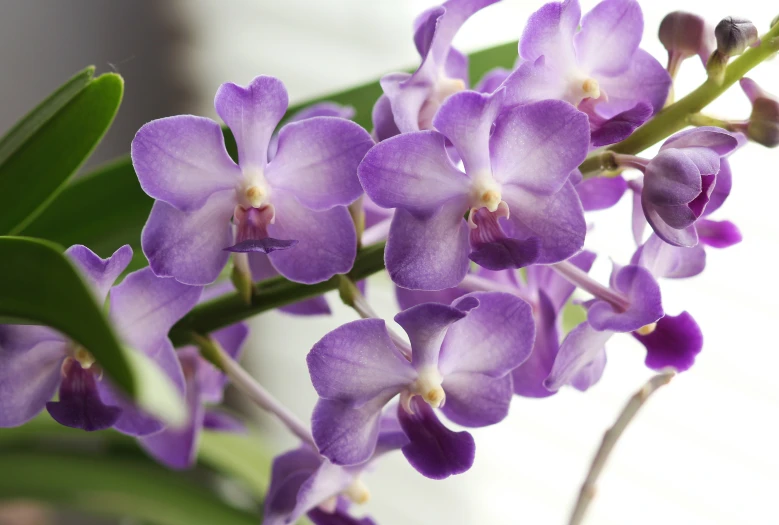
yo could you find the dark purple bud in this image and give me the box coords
[738,78,779,147]
[659,11,715,73]
[715,17,759,56]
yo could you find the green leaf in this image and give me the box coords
[21,41,518,264]
[0,452,259,525]
[0,237,185,426]
[0,67,124,234]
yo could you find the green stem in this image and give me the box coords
[169,241,385,346]
[580,24,779,178]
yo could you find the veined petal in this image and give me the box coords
[644,149,707,206]
[589,103,653,147]
[109,267,202,353]
[267,194,356,284]
[439,292,534,377]
[491,100,590,194]
[0,341,67,427]
[425,0,501,67]
[385,202,470,290]
[379,72,432,134]
[596,49,671,116]
[632,234,706,279]
[263,447,322,525]
[132,116,241,211]
[395,303,468,371]
[65,245,133,304]
[141,191,235,286]
[307,319,414,407]
[545,322,613,391]
[214,76,288,169]
[520,0,581,65]
[433,90,504,174]
[502,57,570,106]
[358,130,469,218]
[0,325,65,355]
[661,127,740,155]
[633,311,702,372]
[575,175,628,211]
[575,0,643,76]
[440,372,512,427]
[502,182,586,264]
[292,461,356,524]
[267,117,373,210]
[587,265,664,332]
[643,197,699,247]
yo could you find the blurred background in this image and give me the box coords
[0,0,777,524]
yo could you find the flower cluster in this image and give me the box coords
[2,0,776,524]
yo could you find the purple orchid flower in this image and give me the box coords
[359,88,589,290]
[307,292,534,477]
[139,321,248,469]
[372,0,500,141]
[0,245,201,436]
[263,410,406,525]
[132,75,374,286]
[574,172,629,212]
[503,0,671,146]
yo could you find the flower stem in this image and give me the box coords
[579,22,779,179]
[191,332,317,449]
[567,370,675,525]
[551,261,631,311]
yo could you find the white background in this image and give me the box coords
[177,1,779,524]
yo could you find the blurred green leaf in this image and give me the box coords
[562,300,588,334]
[21,41,518,264]
[0,67,124,234]
[0,452,258,525]
[0,237,185,426]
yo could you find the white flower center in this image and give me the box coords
[239,166,271,208]
[469,171,503,213]
[411,365,446,409]
[71,345,95,369]
[343,477,371,505]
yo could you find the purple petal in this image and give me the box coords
[142,192,234,286]
[661,127,740,156]
[545,322,613,391]
[589,103,653,147]
[131,116,241,211]
[267,193,356,284]
[267,117,373,210]
[426,0,500,66]
[308,508,376,525]
[570,347,607,391]
[696,219,742,248]
[596,49,671,116]
[379,73,432,134]
[502,56,570,106]
[264,447,322,525]
[46,360,121,432]
[109,267,202,353]
[371,94,401,142]
[433,90,503,174]
[0,325,65,355]
[704,158,732,216]
[440,372,512,427]
[587,265,664,332]
[312,395,393,466]
[385,203,470,290]
[632,234,706,279]
[248,254,331,315]
[395,303,467,371]
[202,410,245,433]
[469,234,541,271]
[224,238,298,253]
[642,196,699,247]
[293,461,356,524]
[396,285,467,311]
[512,290,559,398]
[65,245,133,304]
[474,67,511,94]
[502,181,586,264]
[575,175,628,211]
[289,102,355,122]
[398,397,475,479]
[357,130,469,218]
[375,406,411,456]
[633,311,702,372]
[575,0,643,76]
[307,319,414,406]
[439,292,534,377]
[520,0,581,64]
[214,76,288,168]
[491,100,590,195]
[644,149,709,206]
[0,341,67,427]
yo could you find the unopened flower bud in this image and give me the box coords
[715,17,759,57]
[659,11,715,76]
[737,78,779,147]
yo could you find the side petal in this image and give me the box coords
[491,100,590,195]
[589,103,652,147]
[214,76,288,168]
[570,347,607,391]
[512,290,559,398]
[545,322,613,391]
[263,447,322,525]
[440,372,513,427]
[267,118,374,210]
[632,311,703,372]
[312,395,392,466]
[575,175,628,211]
[587,265,664,332]
[439,292,534,377]
[109,267,203,353]
[398,397,475,480]
[131,116,241,211]
[307,319,414,407]
[357,130,469,218]
[575,0,643,76]
[632,234,706,279]
[520,0,581,64]
[395,303,468,371]
[65,245,133,304]
[141,192,235,286]
[385,202,470,291]
[0,341,66,427]
[660,126,739,156]
[267,195,356,284]
[596,49,671,116]
[291,461,356,524]
[502,181,586,264]
[371,94,401,142]
[502,57,570,106]
[696,219,742,248]
[0,325,65,355]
